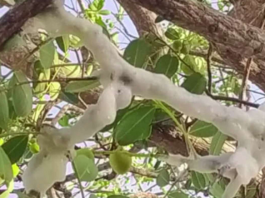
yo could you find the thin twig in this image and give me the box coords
[152,33,196,73]
[239,58,252,108]
[205,89,259,108]
[76,0,85,13]
[0,76,98,93]
[206,44,213,93]
[69,154,85,198]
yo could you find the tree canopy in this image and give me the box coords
[0,0,265,198]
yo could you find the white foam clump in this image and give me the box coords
[21,1,265,197]
[22,82,132,195]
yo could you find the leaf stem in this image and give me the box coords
[93,150,156,158]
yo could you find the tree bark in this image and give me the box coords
[117,0,163,37]
[129,0,265,92]
[0,0,52,48]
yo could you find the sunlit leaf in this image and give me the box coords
[172,40,182,52]
[29,142,39,154]
[98,10,110,15]
[58,65,81,78]
[2,135,28,164]
[0,180,14,198]
[89,0,104,11]
[34,64,50,96]
[12,164,19,178]
[49,82,61,100]
[181,55,196,75]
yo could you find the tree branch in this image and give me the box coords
[0,0,53,48]
[129,0,265,91]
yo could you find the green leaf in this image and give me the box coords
[108,196,129,198]
[181,55,196,75]
[115,105,155,145]
[58,114,70,127]
[49,82,61,100]
[0,146,13,184]
[58,65,81,78]
[154,54,179,78]
[181,72,206,94]
[172,40,182,52]
[156,169,170,187]
[89,195,98,198]
[210,182,225,198]
[12,164,20,178]
[56,36,69,53]
[101,105,131,132]
[181,41,190,54]
[246,184,257,198]
[0,180,14,198]
[123,39,152,68]
[98,10,110,15]
[15,192,31,198]
[64,80,100,93]
[191,171,208,189]
[168,191,189,198]
[73,155,98,182]
[29,142,39,154]
[59,91,79,105]
[10,71,33,117]
[2,135,28,164]
[189,120,218,137]
[205,174,225,198]
[76,148,94,160]
[165,28,180,40]
[209,132,227,155]
[34,65,50,95]
[40,40,55,69]
[89,0,104,10]
[0,92,9,130]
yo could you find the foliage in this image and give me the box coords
[0,0,258,197]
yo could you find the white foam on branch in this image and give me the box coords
[21,1,265,197]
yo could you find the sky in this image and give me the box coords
[0,0,265,198]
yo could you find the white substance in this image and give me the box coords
[22,151,68,196]
[21,1,265,197]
